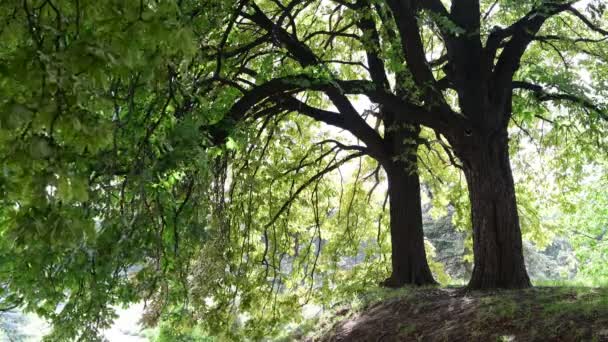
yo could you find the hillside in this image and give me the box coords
[307,287,608,342]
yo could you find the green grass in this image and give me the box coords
[533,277,608,288]
[446,277,608,288]
[295,282,608,341]
[398,323,417,335]
[539,288,608,315]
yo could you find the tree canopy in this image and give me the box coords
[0,0,607,340]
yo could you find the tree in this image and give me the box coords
[218,0,438,287]
[0,1,220,339]
[1,0,608,339]
[214,0,608,288]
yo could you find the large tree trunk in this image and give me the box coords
[452,129,531,289]
[382,127,436,287]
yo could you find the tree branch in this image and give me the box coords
[243,1,389,161]
[264,152,365,229]
[491,1,577,91]
[356,1,390,90]
[384,0,448,109]
[513,80,607,121]
[566,6,608,36]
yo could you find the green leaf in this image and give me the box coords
[226,137,238,150]
[29,137,52,159]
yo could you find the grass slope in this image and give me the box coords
[304,286,608,342]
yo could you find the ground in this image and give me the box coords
[303,286,608,342]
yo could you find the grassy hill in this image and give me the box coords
[300,286,608,342]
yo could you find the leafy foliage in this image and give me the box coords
[0,0,607,340]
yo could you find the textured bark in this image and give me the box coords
[452,130,531,289]
[382,127,436,287]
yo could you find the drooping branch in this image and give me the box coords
[566,6,608,36]
[303,24,359,44]
[513,81,608,121]
[223,76,310,123]
[264,152,365,230]
[315,139,368,153]
[210,75,382,158]
[533,34,608,44]
[0,299,22,312]
[215,1,250,77]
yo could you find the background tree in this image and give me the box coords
[214,0,608,288]
[216,0,440,286]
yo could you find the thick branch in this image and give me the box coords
[444,0,485,115]
[244,2,389,161]
[491,1,576,91]
[273,97,383,157]
[384,0,448,109]
[336,80,464,131]
[450,0,481,40]
[244,2,318,66]
[356,1,390,90]
[420,0,449,17]
[274,97,345,128]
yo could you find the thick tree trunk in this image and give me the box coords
[453,130,531,289]
[382,127,436,287]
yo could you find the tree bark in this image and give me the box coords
[452,129,531,289]
[382,127,436,287]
